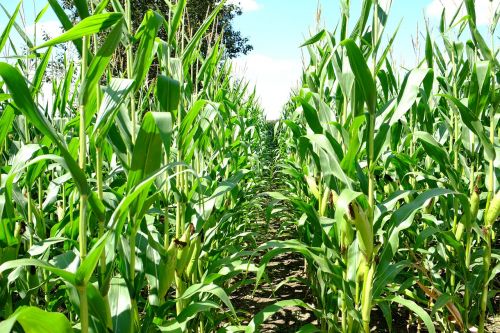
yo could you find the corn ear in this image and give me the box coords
[470,187,480,222]
[331,190,339,207]
[357,253,367,281]
[305,175,320,200]
[185,236,202,279]
[176,227,192,275]
[348,201,373,262]
[320,188,329,216]
[485,191,500,227]
[454,219,465,241]
[423,198,434,214]
[339,217,354,252]
[159,239,177,298]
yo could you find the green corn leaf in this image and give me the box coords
[305,134,352,187]
[127,112,167,190]
[168,0,187,46]
[378,188,458,272]
[198,37,222,85]
[350,0,373,39]
[468,61,491,116]
[46,0,81,54]
[133,10,163,91]
[0,258,76,285]
[341,115,365,176]
[94,0,111,14]
[386,296,436,333]
[162,301,219,332]
[373,260,411,299]
[73,0,90,19]
[431,294,455,317]
[467,21,499,69]
[413,132,449,165]
[126,111,168,223]
[341,38,376,114]
[373,123,390,162]
[440,94,495,161]
[464,0,476,25]
[35,3,50,23]
[75,232,110,286]
[149,112,173,158]
[0,306,73,333]
[81,18,124,110]
[0,105,15,148]
[31,48,53,96]
[93,78,135,145]
[0,63,85,192]
[0,1,21,54]
[301,30,326,47]
[425,26,433,68]
[32,13,123,50]
[0,63,106,222]
[108,164,173,232]
[59,61,75,117]
[389,68,429,125]
[301,99,323,134]
[157,75,180,114]
[255,240,340,291]
[375,20,401,74]
[182,1,225,73]
[108,278,132,333]
[180,283,236,318]
[86,283,113,331]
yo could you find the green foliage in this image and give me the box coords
[0,1,498,332]
[275,1,499,332]
[0,1,265,332]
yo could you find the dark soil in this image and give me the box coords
[227,127,318,332]
[229,217,318,332]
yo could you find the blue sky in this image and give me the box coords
[230,0,499,118]
[232,0,423,62]
[1,0,498,119]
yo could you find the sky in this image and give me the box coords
[229,0,499,119]
[1,0,499,119]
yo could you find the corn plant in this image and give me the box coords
[0,0,499,333]
[269,0,499,332]
[0,1,267,332]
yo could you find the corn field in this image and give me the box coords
[0,0,498,332]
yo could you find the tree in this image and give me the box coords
[62,0,252,59]
[185,0,252,59]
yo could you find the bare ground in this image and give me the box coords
[230,218,318,332]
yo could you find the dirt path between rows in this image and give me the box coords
[228,127,318,332]
[230,215,318,332]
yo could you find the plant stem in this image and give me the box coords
[164,154,170,249]
[78,33,89,333]
[479,64,496,333]
[478,229,491,333]
[125,0,136,143]
[361,262,375,333]
[96,147,106,280]
[77,286,89,332]
[360,2,378,331]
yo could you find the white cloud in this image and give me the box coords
[26,20,63,41]
[426,0,499,26]
[226,0,261,12]
[232,53,302,120]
